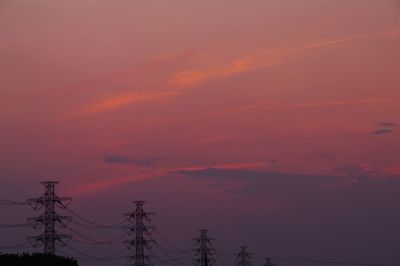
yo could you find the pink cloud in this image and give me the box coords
[67,161,272,195]
[65,31,400,117]
[169,31,400,87]
[64,91,178,118]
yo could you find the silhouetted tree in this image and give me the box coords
[0,253,78,266]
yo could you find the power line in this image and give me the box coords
[151,245,180,264]
[58,250,100,262]
[64,245,129,261]
[216,252,229,266]
[152,228,191,254]
[66,226,127,245]
[71,238,124,246]
[0,223,30,228]
[65,207,125,229]
[1,181,398,266]
[152,241,196,266]
[149,248,192,265]
[70,219,124,229]
[0,242,31,250]
[0,198,28,206]
[154,241,190,255]
[155,256,194,265]
[147,218,194,265]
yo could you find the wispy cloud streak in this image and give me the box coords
[66,31,400,117]
[65,91,177,118]
[69,161,271,194]
[217,97,400,114]
[369,121,399,136]
[169,31,400,87]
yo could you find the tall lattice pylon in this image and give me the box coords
[27,181,72,255]
[194,229,215,266]
[236,246,252,265]
[124,201,155,266]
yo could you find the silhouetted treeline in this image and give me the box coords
[0,253,78,266]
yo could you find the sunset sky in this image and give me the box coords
[1,0,400,265]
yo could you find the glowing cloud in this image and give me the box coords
[69,174,151,195]
[66,31,400,117]
[173,161,271,173]
[65,91,178,117]
[169,31,400,87]
[68,161,270,194]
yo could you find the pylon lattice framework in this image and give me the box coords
[27,181,72,255]
[236,246,252,266]
[194,229,215,266]
[124,201,155,266]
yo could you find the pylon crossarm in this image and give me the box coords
[27,217,43,229]
[144,212,155,220]
[123,225,135,235]
[144,224,155,231]
[30,214,48,224]
[56,216,72,227]
[56,235,72,247]
[123,212,135,222]
[27,236,43,247]
[124,240,135,249]
[56,196,72,208]
[27,198,44,210]
[144,241,156,249]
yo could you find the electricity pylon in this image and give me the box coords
[27,181,72,255]
[236,246,252,265]
[124,201,155,266]
[194,229,215,266]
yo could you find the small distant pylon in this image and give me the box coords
[236,246,252,265]
[194,229,215,266]
[27,181,72,255]
[124,201,155,266]
[265,258,276,266]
